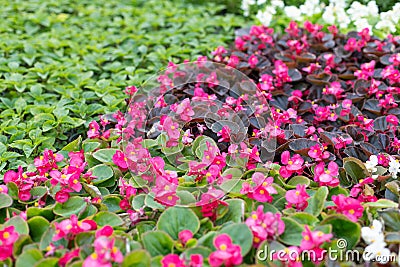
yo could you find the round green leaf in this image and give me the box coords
[122,250,151,267]
[279,217,304,246]
[142,231,174,257]
[28,216,50,242]
[304,186,328,216]
[220,223,253,255]
[4,216,29,235]
[16,249,43,267]
[90,164,114,184]
[0,193,13,209]
[92,148,118,163]
[54,196,87,217]
[320,214,361,249]
[157,207,200,239]
[92,211,123,227]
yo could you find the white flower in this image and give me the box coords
[361,220,384,244]
[322,4,335,24]
[256,9,274,26]
[354,18,372,32]
[284,6,302,21]
[388,157,400,178]
[364,241,391,264]
[270,0,284,9]
[300,0,321,17]
[241,0,256,16]
[365,155,378,173]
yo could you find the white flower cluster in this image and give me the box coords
[364,155,400,179]
[244,0,400,35]
[361,220,393,264]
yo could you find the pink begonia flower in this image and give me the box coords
[217,125,231,143]
[83,235,123,267]
[178,230,193,245]
[182,129,193,144]
[59,248,80,267]
[88,120,100,139]
[286,184,310,211]
[300,226,332,263]
[34,149,64,175]
[0,226,19,261]
[354,60,375,80]
[332,136,353,150]
[112,150,128,170]
[314,162,340,187]
[350,177,377,203]
[245,205,285,247]
[160,115,180,147]
[190,254,203,267]
[241,172,277,203]
[161,254,186,267]
[227,55,239,68]
[386,114,399,126]
[53,214,97,241]
[248,54,258,68]
[209,234,242,267]
[196,188,227,221]
[0,185,8,194]
[279,151,304,179]
[124,85,137,95]
[308,144,329,161]
[329,194,364,222]
[170,98,194,122]
[323,81,344,97]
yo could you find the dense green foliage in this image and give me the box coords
[0,0,247,171]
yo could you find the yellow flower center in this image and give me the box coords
[252,214,258,220]
[259,189,265,195]
[171,126,176,130]
[73,179,79,184]
[164,185,170,190]
[220,244,227,251]
[3,232,10,239]
[349,209,355,214]
[295,191,300,196]
[288,160,293,165]
[91,253,98,260]
[66,224,72,230]
[61,174,67,179]
[254,237,260,243]
[167,196,173,201]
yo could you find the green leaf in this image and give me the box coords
[215,199,245,225]
[157,207,200,239]
[4,216,29,235]
[33,257,59,267]
[343,157,369,183]
[220,223,253,255]
[93,148,118,163]
[61,136,82,152]
[290,212,319,226]
[15,249,43,267]
[320,214,361,249]
[83,141,101,153]
[363,199,398,209]
[93,211,123,227]
[90,164,114,184]
[28,216,50,242]
[286,176,310,188]
[0,193,13,209]
[279,217,304,246]
[142,231,174,257]
[122,250,151,267]
[54,196,87,217]
[304,186,328,216]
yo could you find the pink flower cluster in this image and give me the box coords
[245,205,285,247]
[241,172,277,203]
[0,226,19,261]
[209,234,242,267]
[83,226,123,267]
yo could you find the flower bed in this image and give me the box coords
[1,18,400,267]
